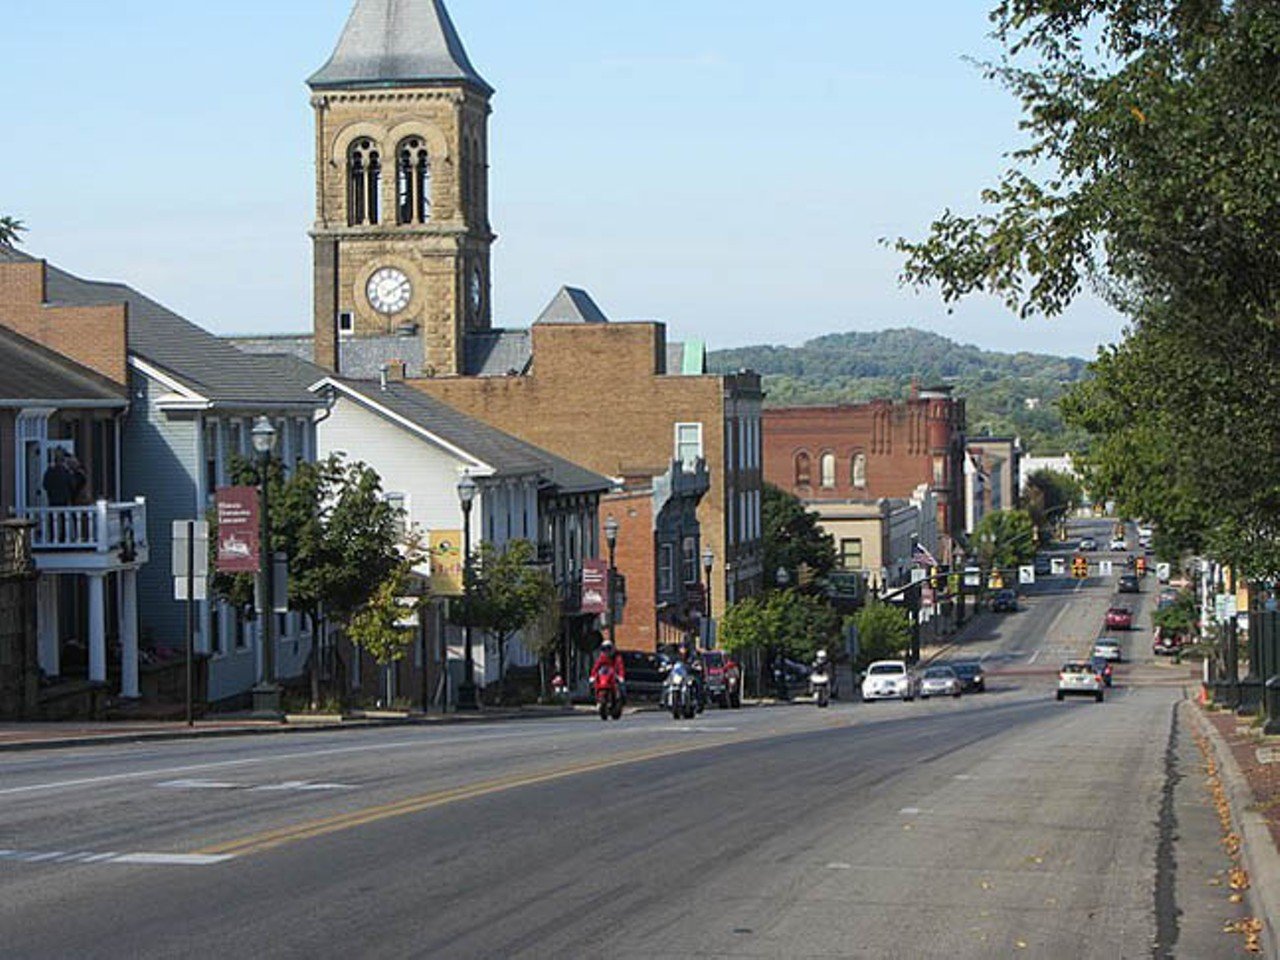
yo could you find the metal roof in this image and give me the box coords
[0,325,126,406]
[40,264,321,408]
[323,378,611,495]
[308,0,493,94]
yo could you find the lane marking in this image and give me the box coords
[0,849,231,867]
[157,779,242,790]
[198,739,742,859]
[1028,651,1040,665]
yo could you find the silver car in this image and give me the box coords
[1057,661,1104,702]
[920,665,962,699]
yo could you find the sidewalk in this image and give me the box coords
[1194,702,1280,957]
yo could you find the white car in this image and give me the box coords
[1057,661,1105,702]
[919,665,962,699]
[1109,537,1128,551]
[861,660,918,702]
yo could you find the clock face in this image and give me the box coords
[366,267,412,315]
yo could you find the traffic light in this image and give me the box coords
[1136,556,1147,576]
[1072,556,1089,579]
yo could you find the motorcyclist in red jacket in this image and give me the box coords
[590,640,627,701]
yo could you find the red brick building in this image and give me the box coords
[762,386,967,559]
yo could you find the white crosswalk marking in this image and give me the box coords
[0,848,230,867]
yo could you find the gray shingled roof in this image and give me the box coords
[0,325,126,406]
[40,264,320,408]
[464,329,531,377]
[534,287,609,325]
[308,0,493,94]
[327,379,610,495]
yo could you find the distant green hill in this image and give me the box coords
[707,328,1090,455]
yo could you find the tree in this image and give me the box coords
[1022,469,1082,540]
[851,601,912,668]
[719,588,841,663]
[0,216,25,246]
[897,1,1280,576]
[1151,590,1197,639]
[455,539,557,701]
[346,558,424,704]
[763,483,836,591]
[970,509,1037,570]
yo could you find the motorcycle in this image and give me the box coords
[810,664,831,708]
[591,664,624,721]
[662,661,698,720]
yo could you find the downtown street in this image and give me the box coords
[0,521,1265,958]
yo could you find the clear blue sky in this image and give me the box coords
[1,0,1123,359]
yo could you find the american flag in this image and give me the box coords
[911,541,939,568]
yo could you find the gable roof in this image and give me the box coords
[464,328,532,376]
[0,325,126,407]
[320,378,611,495]
[534,286,609,325]
[40,263,320,409]
[308,0,493,95]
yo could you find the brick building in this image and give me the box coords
[762,386,966,561]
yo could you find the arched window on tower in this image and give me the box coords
[396,138,432,225]
[348,139,381,226]
[820,453,836,488]
[795,452,811,488]
[852,452,867,489]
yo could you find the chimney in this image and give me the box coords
[379,360,407,390]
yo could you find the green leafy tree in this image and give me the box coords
[1022,469,1082,541]
[719,588,841,663]
[455,539,557,701]
[970,509,1037,570]
[851,601,912,668]
[347,559,423,668]
[0,216,25,246]
[1151,590,1197,639]
[763,483,836,591]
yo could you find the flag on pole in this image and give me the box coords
[911,541,939,568]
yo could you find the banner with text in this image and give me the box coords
[215,487,259,574]
[581,559,609,615]
[430,530,464,596]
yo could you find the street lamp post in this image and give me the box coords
[772,566,791,700]
[954,547,967,627]
[250,416,280,716]
[457,473,478,710]
[604,515,619,650]
[701,545,714,649]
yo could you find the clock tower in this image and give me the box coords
[309,0,494,375]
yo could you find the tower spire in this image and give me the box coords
[309,0,492,94]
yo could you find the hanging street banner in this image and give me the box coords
[429,530,464,596]
[215,487,259,574]
[581,559,609,615]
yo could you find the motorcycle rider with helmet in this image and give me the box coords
[590,639,626,703]
[676,638,705,708]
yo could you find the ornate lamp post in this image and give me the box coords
[457,472,478,710]
[250,416,280,716]
[604,514,619,649]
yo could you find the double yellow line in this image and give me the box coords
[197,739,728,859]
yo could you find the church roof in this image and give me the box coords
[533,286,609,325]
[308,0,493,95]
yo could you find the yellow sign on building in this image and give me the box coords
[429,530,464,596]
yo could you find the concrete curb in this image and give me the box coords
[1188,702,1280,959]
[0,708,576,754]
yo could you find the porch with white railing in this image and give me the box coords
[22,498,148,561]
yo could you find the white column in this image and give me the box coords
[87,573,107,683]
[120,569,140,699]
[37,574,60,677]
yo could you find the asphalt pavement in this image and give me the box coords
[0,518,1260,958]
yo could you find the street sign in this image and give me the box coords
[1019,565,1035,585]
[1051,558,1066,576]
[172,520,209,601]
[174,577,208,601]
[1215,593,1238,621]
[963,566,981,587]
[1099,560,1113,577]
[1157,562,1171,582]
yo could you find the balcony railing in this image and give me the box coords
[0,520,35,578]
[21,498,147,557]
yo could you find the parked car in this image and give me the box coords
[1058,661,1105,702]
[1118,574,1141,594]
[1093,637,1124,662]
[1089,654,1114,687]
[701,650,742,708]
[1079,537,1098,552]
[620,650,667,698]
[920,665,962,699]
[1105,606,1134,630]
[1152,628,1183,656]
[990,589,1018,613]
[949,661,986,693]
[861,660,918,702]
[1033,555,1052,576]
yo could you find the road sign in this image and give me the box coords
[1157,562,1171,582]
[1099,560,1113,577]
[1019,565,1035,585]
[963,566,981,587]
[1051,558,1066,576]
[172,520,209,600]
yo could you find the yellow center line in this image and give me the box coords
[195,737,741,858]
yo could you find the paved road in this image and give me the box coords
[0,524,1254,957]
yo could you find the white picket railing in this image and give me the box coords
[22,499,147,554]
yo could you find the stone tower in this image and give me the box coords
[308,0,494,375]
